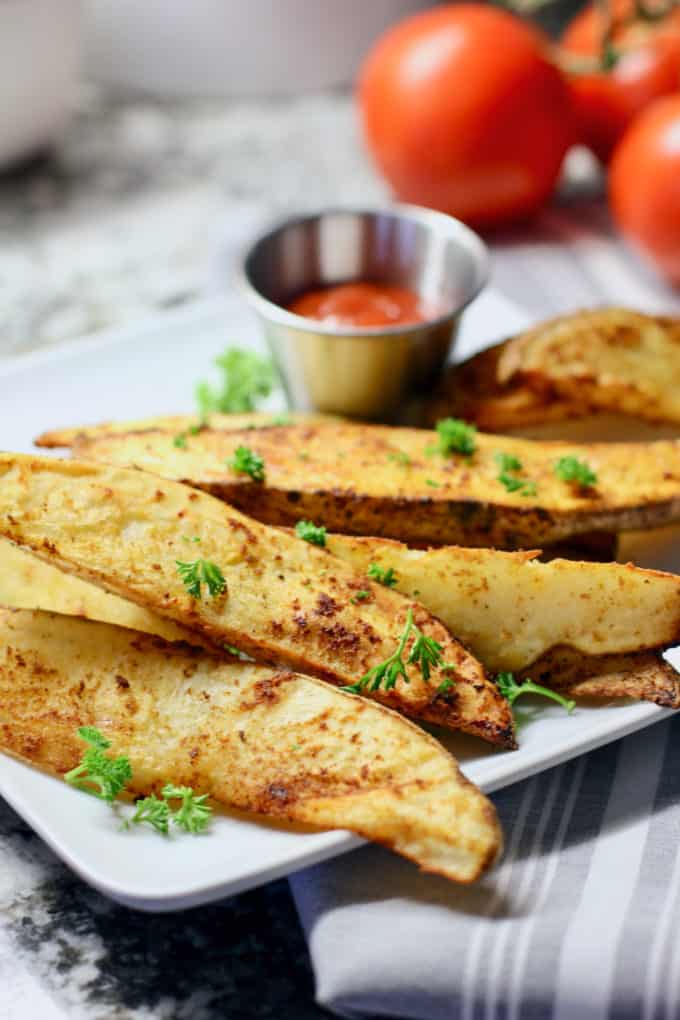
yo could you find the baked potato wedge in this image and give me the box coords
[426,310,680,439]
[521,646,680,708]
[0,454,513,747]
[5,536,675,708]
[35,411,337,449]
[0,608,501,883]
[426,342,584,432]
[66,421,680,549]
[496,308,680,426]
[0,538,191,644]
[322,535,680,672]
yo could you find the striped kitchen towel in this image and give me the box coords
[290,714,680,1020]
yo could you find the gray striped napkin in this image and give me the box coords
[290,715,680,1020]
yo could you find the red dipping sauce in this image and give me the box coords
[286,281,429,328]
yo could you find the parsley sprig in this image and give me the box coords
[436,418,477,457]
[496,672,575,713]
[228,445,265,482]
[64,727,132,801]
[196,348,275,416]
[173,422,205,449]
[367,563,397,588]
[495,452,537,497]
[162,784,213,834]
[295,520,327,547]
[343,609,457,695]
[554,456,597,489]
[176,558,226,599]
[66,728,214,836]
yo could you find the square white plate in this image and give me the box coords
[0,290,677,912]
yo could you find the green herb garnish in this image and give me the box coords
[553,455,597,488]
[162,784,213,834]
[367,563,397,588]
[228,445,265,482]
[436,417,477,457]
[65,729,213,836]
[64,727,132,802]
[128,795,171,834]
[196,348,275,415]
[173,421,206,449]
[496,672,575,713]
[495,452,537,497]
[425,479,440,488]
[343,609,457,694]
[176,558,226,599]
[295,520,327,547]
[351,590,371,604]
[388,450,411,467]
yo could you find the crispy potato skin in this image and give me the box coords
[426,343,584,431]
[70,422,680,549]
[0,609,502,882]
[322,536,680,672]
[430,309,680,435]
[5,534,677,709]
[523,646,680,708]
[35,412,338,449]
[0,455,514,747]
[497,308,680,426]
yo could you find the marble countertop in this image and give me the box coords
[1,85,679,1020]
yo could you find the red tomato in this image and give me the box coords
[561,0,680,163]
[358,4,573,229]
[609,94,680,285]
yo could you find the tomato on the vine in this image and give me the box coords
[609,94,680,285]
[358,4,574,229]
[561,0,680,163]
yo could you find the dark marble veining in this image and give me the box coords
[1,796,330,1019]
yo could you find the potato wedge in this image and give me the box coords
[0,609,501,882]
[521,646,680,708]
[497,308,680,426]
[67,421,680,549]
[0,455,513,747]
[35,411,337,449]
[426,342,584,432]
[321,535,680,672]
[0,538,192,644]
[5,536,675,708]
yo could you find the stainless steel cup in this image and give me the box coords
[238,205,488,420]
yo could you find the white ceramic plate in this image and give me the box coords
[0,291,677,912]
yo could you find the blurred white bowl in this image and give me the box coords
[0,0,81,169]
[83,0,431,99]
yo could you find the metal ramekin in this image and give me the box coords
[238,205,489,420]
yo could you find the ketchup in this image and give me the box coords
[286,281,429,328]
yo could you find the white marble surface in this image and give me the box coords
[1,85,679,1020]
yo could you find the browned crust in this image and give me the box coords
[523,646,680,708]
[0,454,515,748]
[65,422,680,550]
[0,608,503,883]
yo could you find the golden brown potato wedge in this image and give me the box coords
[321,535,680,672]
[0,455,513,747]
[0,609,502,883]
[521,646,680,708]
[6,536,676,709]
[496,308,680,426]
[35,411,337,449]
[67,421,680,549]
[0,539,191,644]
[426,342,584,432]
